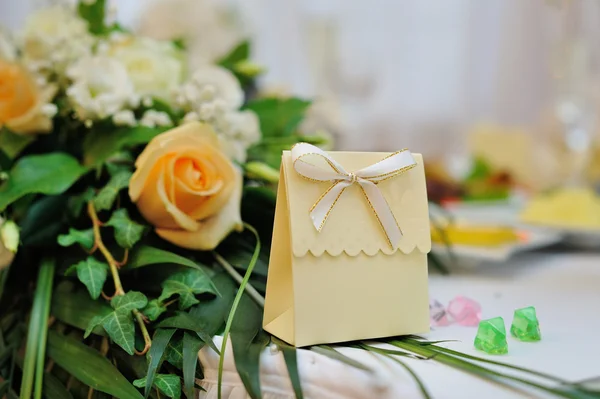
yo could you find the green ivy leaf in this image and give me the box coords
[78,0,106,35]
[101,311,136,355]
[57,228,94,250]
[75,257,108,300]
[93,170,132,211]
[106,209,145,249]
[244,97,311,138]
[133,374,181,399]
[111,291,148,313]
[143,299,167,322]
[0,128,35,159]
[52,283,111,335]
[164,335,183,369]
[83,126,167,167]
[0,153,87,211]
[84,291,147,354]
[158,269,218,310]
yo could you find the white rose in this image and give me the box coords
[106,36,185,101]
[66,56,139,120]
[211,110,261,163]
[22,6,94,75]
[177,66,243,111]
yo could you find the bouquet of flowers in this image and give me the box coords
[0,1,327,398]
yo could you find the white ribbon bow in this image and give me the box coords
[291,143,417,250]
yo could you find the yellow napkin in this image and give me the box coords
[431,223,519,247]
[520,187,600,229]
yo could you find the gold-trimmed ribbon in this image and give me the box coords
[291,142,417,249]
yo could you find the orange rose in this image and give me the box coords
[129,122,243,250]
[0,60,56,135]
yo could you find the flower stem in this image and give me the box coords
[87,201,152,355]
[213,252,265,307]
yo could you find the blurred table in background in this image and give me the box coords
[199,248,600,399]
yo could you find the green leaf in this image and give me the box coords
[230,297,268,399]
[78,0,106,35]
[218,40,250,68]
[164,335,183,369]
[156,312,219,354]
[218,224,262,399]
[188,272,236,336]
[244,97,311,138]
[134,374,181,399]
[57,228,94,250]
[68,188,96,219]
[101,311,136,355]
[93,170,132,211]
[182,332,203,398]
[106,208,145,249]
[52,283,111,335]
[111,291,148,312]
[144,328,176,398]
[47,331,143,399]
[75,257,108,299]
[158,269,218,310]
[273,337,303,399]
[0,153,87,211]
[43,372,74,399]
[143,299,167,322]
[0,128,35,159]
[83,126,167,167]
[21,259,55,399]
[127,246,203,271]
[19,195,69,247]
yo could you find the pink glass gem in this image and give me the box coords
[447,296,482,326]
[430,299,451,327]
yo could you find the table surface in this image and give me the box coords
[199,248,600,399]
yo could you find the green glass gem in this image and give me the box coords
[510,306,541,342]
[474,317,508,355]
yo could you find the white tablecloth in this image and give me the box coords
[199,250,600,399]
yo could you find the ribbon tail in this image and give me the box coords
[309,181,351,232]
[359,181,402,249]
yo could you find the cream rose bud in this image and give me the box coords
[0,220,18,271]
[129,122,243,250]
[107,36,184,102]
[177,66,243,111]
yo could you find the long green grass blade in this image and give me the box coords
[144,328,177,398]
[360,344,431,399]
[47,331,143,399]
[311,346,372,373]
[391,340,592,399]
[20,259,55,399]
[34,260,54,399]
[273,337,303,399]
[182,332,203,398]
[217,224,260,399]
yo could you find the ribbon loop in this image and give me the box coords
[291,143,417,250]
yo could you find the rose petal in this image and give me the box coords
[155,168,243,250]
[156,164,199,231]
[129,122,220,201]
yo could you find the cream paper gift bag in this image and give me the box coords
[263,144,431,347]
